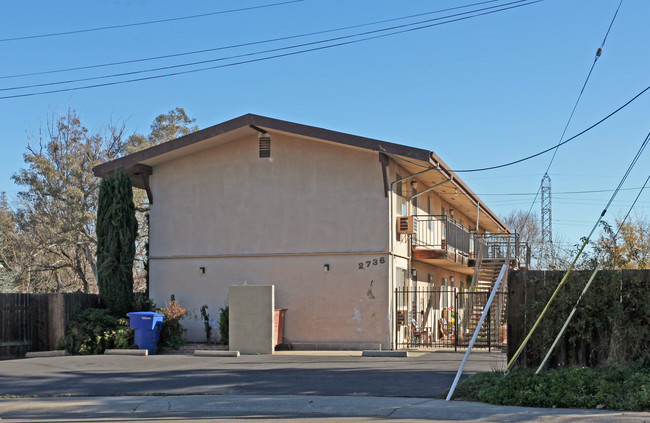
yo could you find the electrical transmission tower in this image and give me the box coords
[540,173,554,268]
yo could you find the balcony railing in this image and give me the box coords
[412,215,472,259]
[474,232,530,268]
[411,215,530,268]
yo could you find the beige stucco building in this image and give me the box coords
[94,114,524,350]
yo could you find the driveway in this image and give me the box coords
[0,350,505,398]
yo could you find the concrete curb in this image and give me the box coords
[25,350,68,358]
[1,395,647,422]
[362,350,408,357]
[104,349,148,356]
[194,350,240,357]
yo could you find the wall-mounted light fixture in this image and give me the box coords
[428,273,433,283]
[324,264,330,272]
[199,267,205,275]
[411,268,417,278]
[411,180,418,189]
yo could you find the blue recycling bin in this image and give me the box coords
[126,312,164,354]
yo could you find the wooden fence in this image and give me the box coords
[0,293,100,359]
[508,269,650,369]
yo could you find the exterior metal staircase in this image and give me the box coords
[474,259,507,292]
[458,254,510,349]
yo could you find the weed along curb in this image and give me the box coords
[104,349,148,356]
[25,350,68,358]
[194,350,240,357]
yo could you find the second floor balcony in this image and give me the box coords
[410,215,528,273]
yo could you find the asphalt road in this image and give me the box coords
[0,350,505,398]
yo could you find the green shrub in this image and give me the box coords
[132,293,156,312]
[218,304,229,345]
[96,168,137,318]
[57,308,133,355]
[157,300,187,349]
[200,305,212,344]
[450,365,650,411]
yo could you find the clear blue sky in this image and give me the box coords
[1,0,648,252]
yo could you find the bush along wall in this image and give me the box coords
[508,269,650,369]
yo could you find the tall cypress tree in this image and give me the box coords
[96,168,137,316]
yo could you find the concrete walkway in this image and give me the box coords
[2,394,649,422]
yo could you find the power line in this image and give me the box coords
[616,173,650,232]
[380,84,649,174]
[0,0,537,93]
[478,186,648,196]
[544,0,623,176]
[523,0,624,225]
[0,0,542,100]
[0,0,504,80]
[451,85,650,172]
[0,0,305,43]
[505,129,650,374]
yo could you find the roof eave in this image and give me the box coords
[92,113,431,177]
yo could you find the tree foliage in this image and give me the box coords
[0,193,19,291]
[3,107,197,293]
[502,210,541,266]
[96,169,137,317]
[9,109,127,292]
[594,217,650,270]
[126,107,197,153]
[502,209,577,270]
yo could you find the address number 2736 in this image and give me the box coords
[358,257,385,270]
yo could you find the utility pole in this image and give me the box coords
[540,173,554,268]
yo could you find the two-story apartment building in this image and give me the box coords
[93,114,522,349]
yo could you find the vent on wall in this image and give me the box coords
[259,134,271,158]
[397,216,414,234]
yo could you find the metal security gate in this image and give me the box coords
[394,288,506,351]
[394,288,457,349]
[455,291,507,351]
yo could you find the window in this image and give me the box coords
[397,267,408,289]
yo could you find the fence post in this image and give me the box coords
[48,293,66,350]
[454,292,458,352]
[487,304,491,352]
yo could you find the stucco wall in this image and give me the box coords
[150,254,390,346]
[149,132,388,257]
[147,132,391,346]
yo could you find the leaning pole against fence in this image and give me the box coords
[445,263,508,401]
